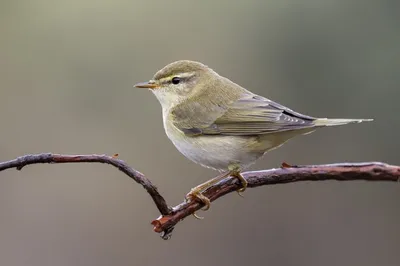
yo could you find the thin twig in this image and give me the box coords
[0,153,170,215]
[0,154,398,240]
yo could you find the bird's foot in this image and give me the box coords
[184,171,232,219]
[228,167,248,196]
[185,189,211,219]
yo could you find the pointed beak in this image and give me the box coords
[133,80,158,89]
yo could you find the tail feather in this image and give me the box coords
[314,118,373,127]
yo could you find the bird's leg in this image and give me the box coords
[185,167,248,219]
[228,165,248,195]
[185,171,231,213]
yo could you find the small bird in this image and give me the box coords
[134,60,372,212]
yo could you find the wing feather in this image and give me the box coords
[172,94,317,136]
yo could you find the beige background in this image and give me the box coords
[0,1,399,266]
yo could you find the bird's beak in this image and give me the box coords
[133,80,158,89]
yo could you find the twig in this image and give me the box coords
[0,154,398,240]
[0,153,170,215]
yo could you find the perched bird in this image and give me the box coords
[134,60,372,213]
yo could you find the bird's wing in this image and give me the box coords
[171,94,317,136]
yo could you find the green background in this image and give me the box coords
[0,1,399,265]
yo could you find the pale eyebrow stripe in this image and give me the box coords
[178,72,196,78]
[160,72,196,83]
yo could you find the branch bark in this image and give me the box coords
[0,153,170,215]
[0,153,398,240]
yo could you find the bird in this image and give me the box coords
[134,60,372,213]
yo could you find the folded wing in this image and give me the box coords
[172,94,317,136]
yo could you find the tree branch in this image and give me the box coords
[0,154,398,240]
[0,153,170,215]
[152,162,399,239]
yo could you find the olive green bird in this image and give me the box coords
[134,60,372,213]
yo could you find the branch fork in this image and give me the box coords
[0,153,398,240]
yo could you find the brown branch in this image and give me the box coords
[151,162,400,239]
[0,154,399,240]
[0,153,170,215]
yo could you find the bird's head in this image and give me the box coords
[134,60,217,108]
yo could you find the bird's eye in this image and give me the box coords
[171,77,181,85]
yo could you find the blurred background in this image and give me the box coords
[0,0,399,265]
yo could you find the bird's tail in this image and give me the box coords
[314,118,373,127]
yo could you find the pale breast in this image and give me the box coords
[162,114,275,171]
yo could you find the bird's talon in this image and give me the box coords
[185,190,211,211]
[236,185,246,197]
[231,171,248,196]
[192,212,204,220]
[238,186,246,193]
[201,203,210,211]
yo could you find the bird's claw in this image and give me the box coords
[192,213,204,220]
[232,172,248,197]
[185,189,211,218]
[236,190,245,198]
